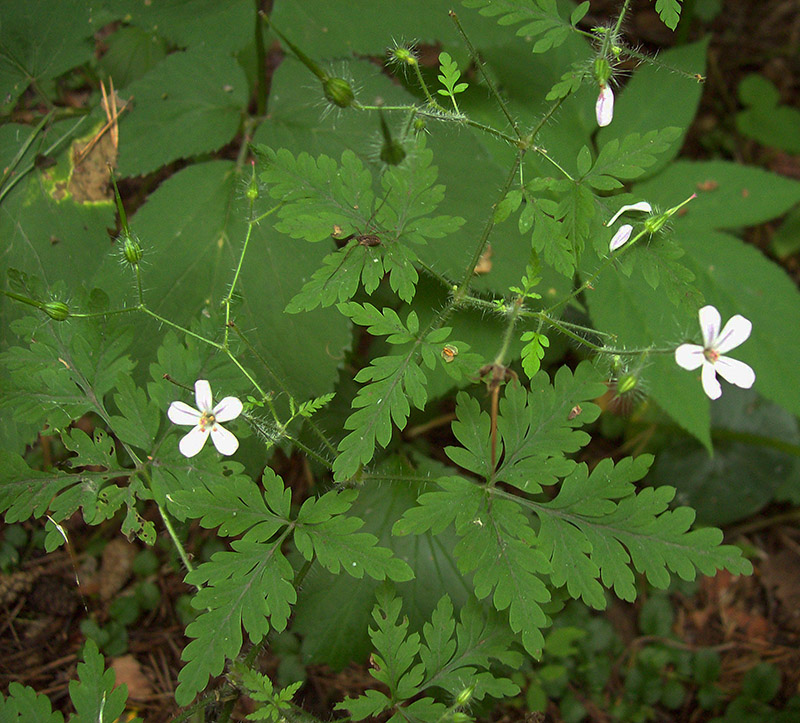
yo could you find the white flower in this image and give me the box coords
[596,84,614,127]
[606,201,652,227]
[168,380,243,457]
[606,201,652,252]
[674,305,755,400]
[609,224,633,252]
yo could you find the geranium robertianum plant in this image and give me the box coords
[2,0,799,720]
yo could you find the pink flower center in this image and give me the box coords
[199,412,216,431]
[704,348,720,363]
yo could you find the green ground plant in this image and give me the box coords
[2,0,799,720]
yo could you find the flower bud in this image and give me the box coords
[246,162,259,201]
[379,112,406,166]
[644,213,668,234]
[390,46,417,66]
[122,234,143,265]
[44,301,70,321]
[454,685,474,708]
[593,57,612,86]
[617,373,638,394]
[323,77,355,108]
[413,117,426,134]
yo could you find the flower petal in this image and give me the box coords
[675,343,705,371]
[194,379,213,413]
[715,355,755,389]
[168,401,201,426]
[596,84,614,127]
[213,396,243,423]
[698,305,721,348]
[179,425,210,457]
[609,224,633,252]
[715,314,752,354]
[701,362,722,400]
[607,201,652,227]
[209,424,239,456]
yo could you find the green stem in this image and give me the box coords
[230,324,339,458]
[0,111,53,197]
[411,60,439,108]
[158,503,195,577]
[493,298,524,366]
[253,0,268,117]
[449,10,521,140]
[224,218,255,346]
[1,289,46,311]
[454,151,525,301]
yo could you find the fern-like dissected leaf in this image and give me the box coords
[447,362,605,493]
[655,0,683,30]
[0,429,152,544]
[332,303,456,480]
[338,590,520,722]
[462,0,577,54]
[258,146,374,242]
[174,470,412,705]
[584,128,683,191]
[177,539,297,706]
[536,456,753,607]
[270,140,463,311]
[617,237,703,308]
[395,476,552,655]
[294,489,414,581]
[0,682,64,723]
[1,314,134,443]
[69,641,134,723]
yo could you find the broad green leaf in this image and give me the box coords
[293,460,468,670]
[736,74,800,153]
[106,0,253,54]
[98,26,168,88]
[92,161,350,404]
[635,161,800,230]
[69,640,132,723]
[583,251,710,447]
[0,682,64,723]
[109,373,160,451]
[598,38,709,177]
[0,0,95,114]
[118,48,248,176]
[648,389,800,525]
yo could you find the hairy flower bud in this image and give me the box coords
[379,112,406,166]
[44,301,70,321]
[122,234,143,265]
[593,57,612,86]
[323,77,355,108]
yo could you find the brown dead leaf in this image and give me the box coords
[762,549,800,620]
[111,655,153,700]
[474,244,493,274]
[99,538,137,600]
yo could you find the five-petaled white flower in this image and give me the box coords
[168,380,243,457]
[596,84,614,127]
[674,305,755,400]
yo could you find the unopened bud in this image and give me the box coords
[390,47,417,66]
[594,57,612,86]
[44,301,70,321]
[617,373,638,394]
[379,112,406,166]
[413,118,426,134]
[455,685,475,707]
[644,214,668,234]
[122,234,143,265]
[323,77,355,108]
